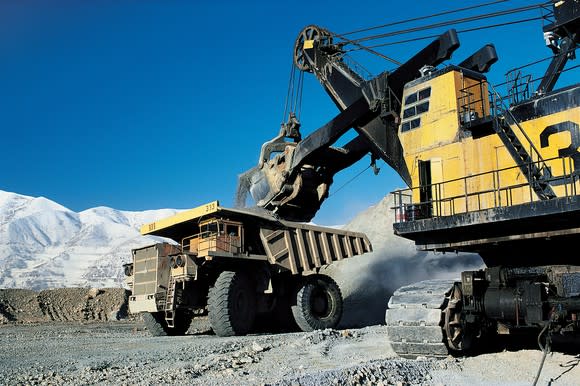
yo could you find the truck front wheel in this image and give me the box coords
[208,271,256,336]
[291,275,343,332]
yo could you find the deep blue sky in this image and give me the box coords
[0,1,563,224]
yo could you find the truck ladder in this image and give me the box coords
[489,83,556,200]
[164,276,177,328]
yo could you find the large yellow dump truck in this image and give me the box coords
[124,201,371,336]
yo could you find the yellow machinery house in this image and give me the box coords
[397,65,580,220]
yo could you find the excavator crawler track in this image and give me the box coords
[386,279,455,358]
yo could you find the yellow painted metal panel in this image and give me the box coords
[140,200,219,235]
[396,64,580,218]
[431,158,443,184]
[402,71,460,152]
[304,40,314,49]
[430,158,443,215]
[128,296,157,313]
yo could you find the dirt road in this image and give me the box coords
[0,319,578,386]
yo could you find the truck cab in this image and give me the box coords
[185,218,244,259]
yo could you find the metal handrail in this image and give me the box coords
[459,79,552,179]
[458,81,490,126]
[487,82,550,175]
[506,70,532,105]
[182,232,242,255]
[393,155,577,223]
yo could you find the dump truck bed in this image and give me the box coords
[141,201,372,274]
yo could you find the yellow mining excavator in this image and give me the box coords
[240,0,580,356]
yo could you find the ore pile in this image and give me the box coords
[0,288,129,324]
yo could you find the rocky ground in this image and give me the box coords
[0,289,579,385]
[0,288,129,324]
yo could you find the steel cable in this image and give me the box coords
[345,3,549,45]
[329,29,402,65]
[282,61,296,124]
[338,0,510,37]
[347,16,544,51]
[329,164,372,198]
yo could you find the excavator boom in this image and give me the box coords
[239,28,476,221]
[240,0,580,358]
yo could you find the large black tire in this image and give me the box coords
[142,311,192,336]
[142,312,169,336]
[208,271,256,337]
[291,275,343,332]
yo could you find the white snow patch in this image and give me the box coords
[0,189,180,290]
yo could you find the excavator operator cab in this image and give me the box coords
[398,66,492,219]
[398,65,490,149]
[184,218,244,258]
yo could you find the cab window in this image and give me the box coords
[201,221,222,236]
[226,224,239,236]
[401,87,431,133]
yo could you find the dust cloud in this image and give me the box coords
[235,179,484,328]
[234,167,256,208]
[323,194,484,328]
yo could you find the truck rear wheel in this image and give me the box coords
[142,311,192,336]
[143,312,169,336]
[208,271,256,336]
[291,275,343,332]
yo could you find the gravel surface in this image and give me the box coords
[0,321,444,385]
[0,320,578,386]
[1,288,579,385]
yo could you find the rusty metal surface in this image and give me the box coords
[547,266,580,297]
[132,243,179,297]
[135,202,372,275]
[259,222,372,275]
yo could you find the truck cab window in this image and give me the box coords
[226,224,239,236]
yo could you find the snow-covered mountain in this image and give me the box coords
[0,189,484,295]
[0,190,180,290]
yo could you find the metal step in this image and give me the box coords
[165,276,176,328]
[495,119,555,199]
[489,84,556,200]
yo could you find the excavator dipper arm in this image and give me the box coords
[240,28,459,222]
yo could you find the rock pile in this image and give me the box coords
[0,288,129,324]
